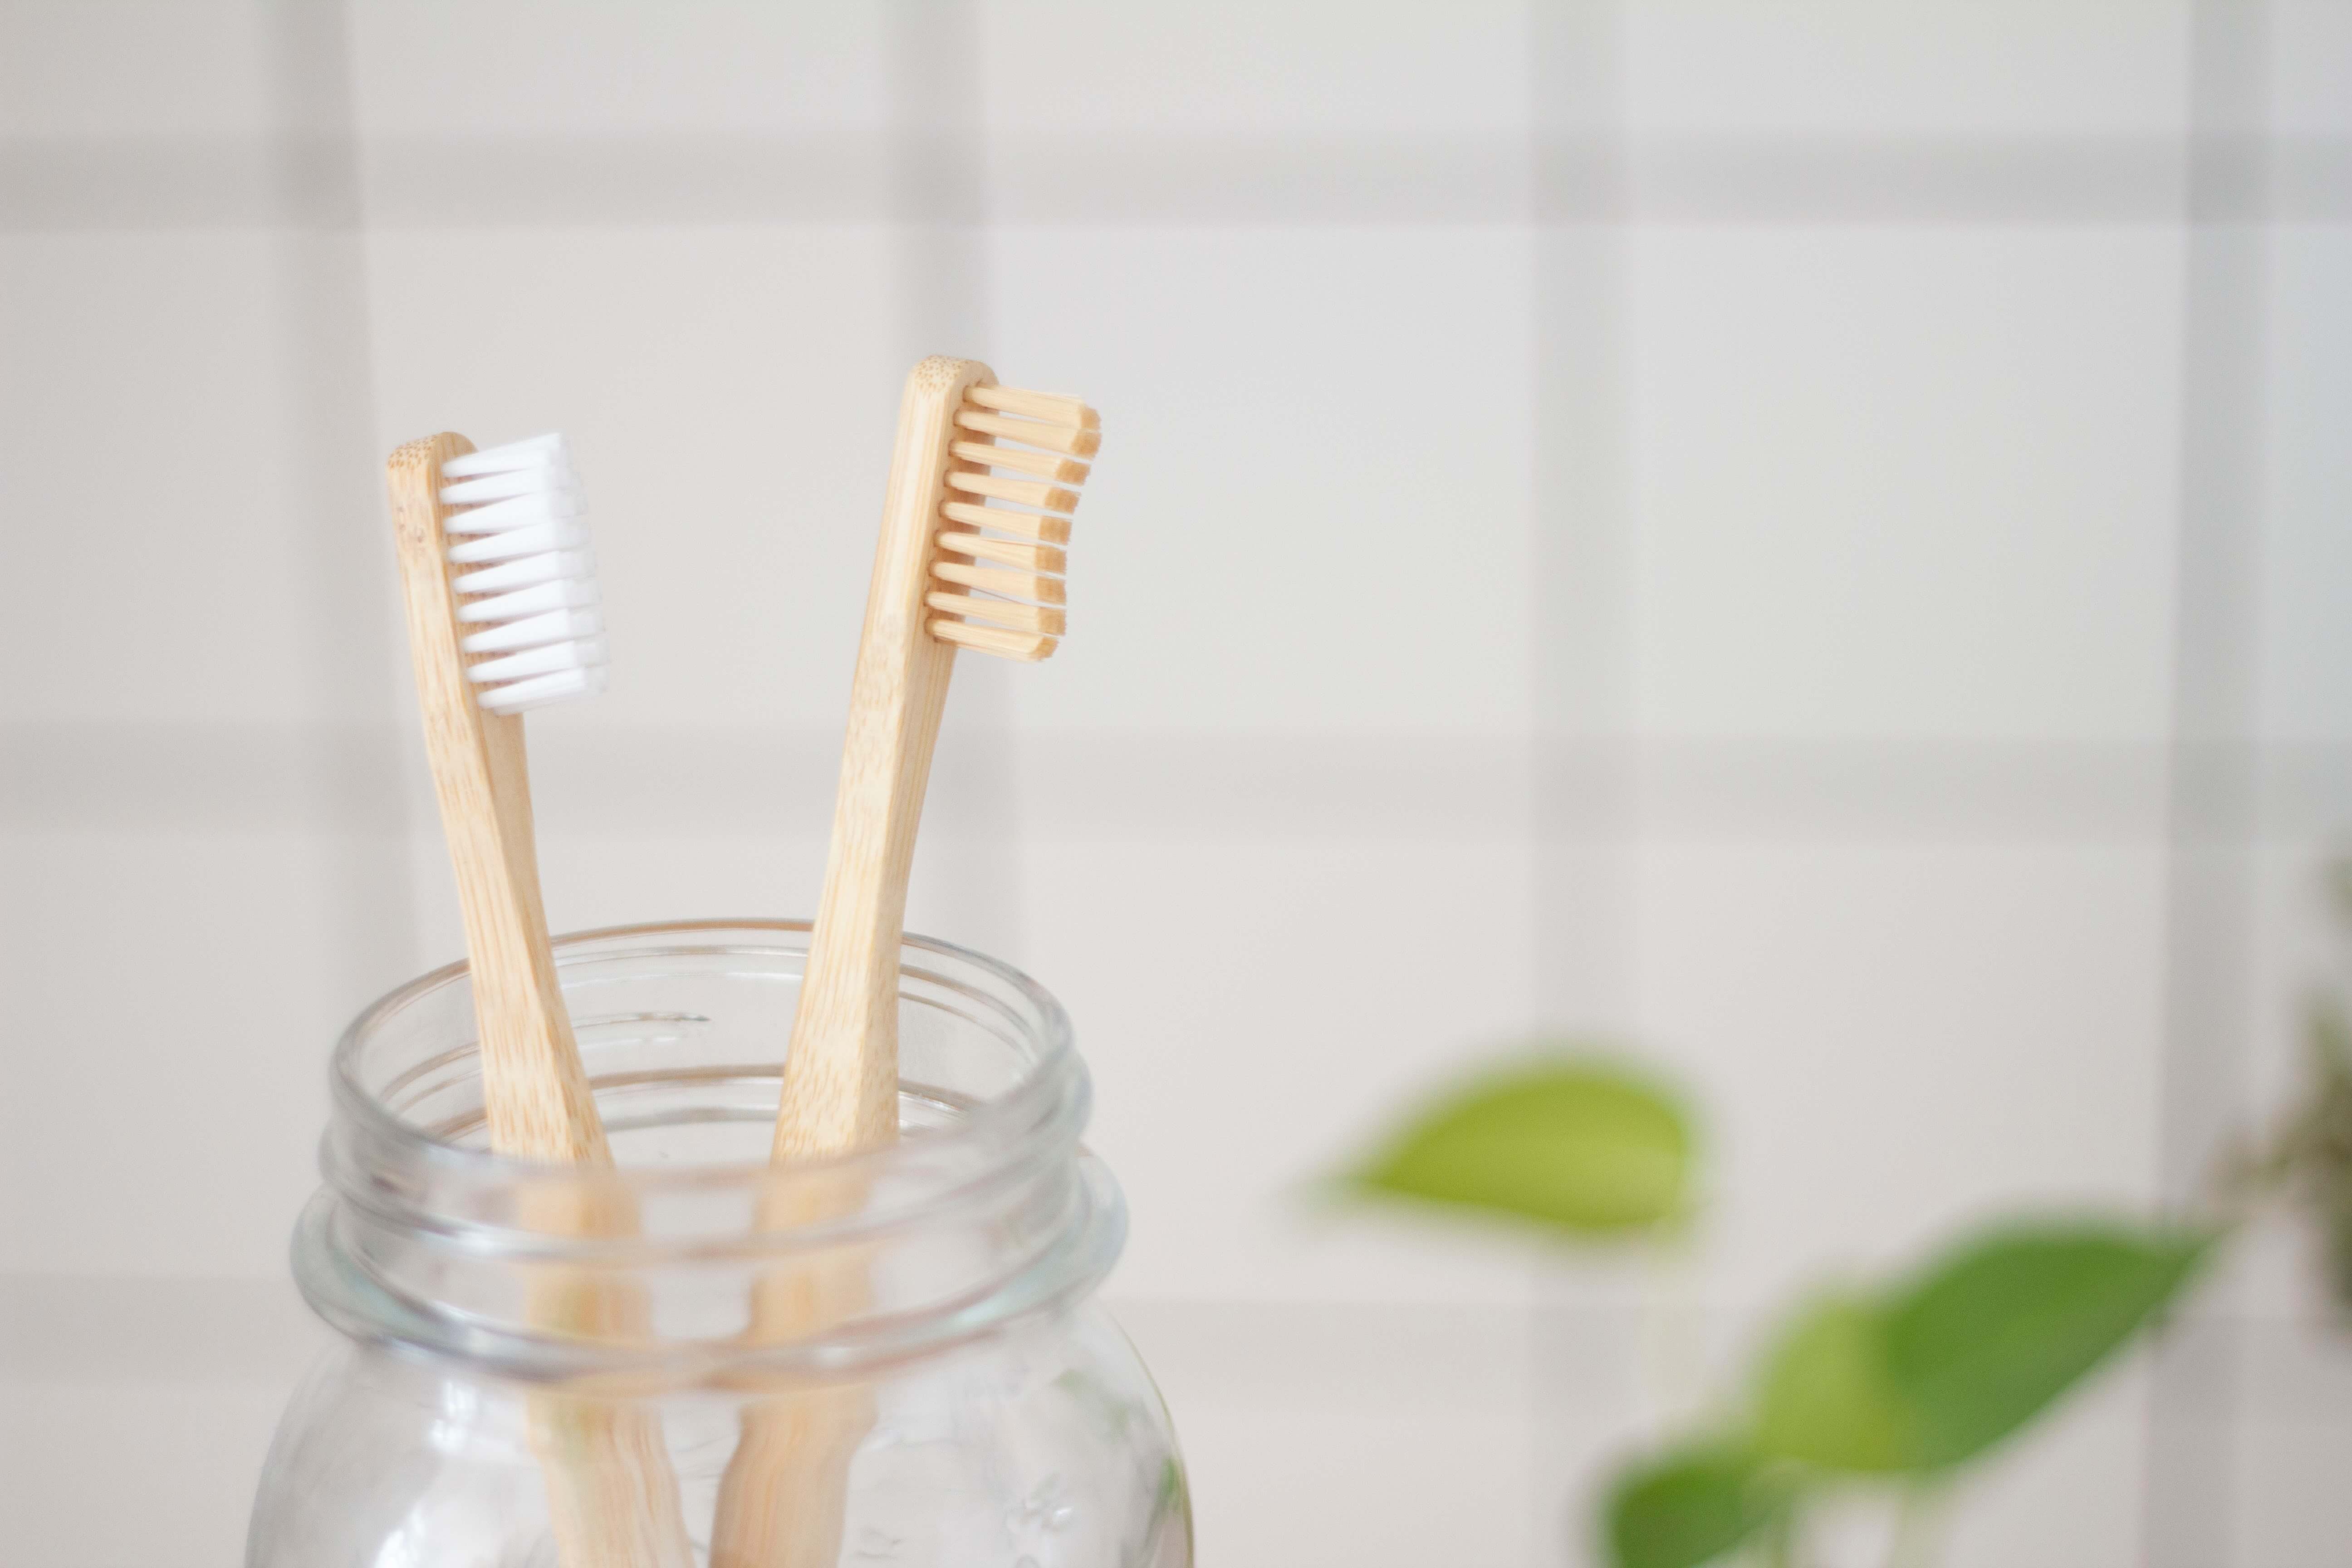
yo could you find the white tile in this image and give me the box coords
[2232,1317,2352,1565]
[1630,842,2168,1314]
[2235,1414,2352,1567]
[0,1,279,139]
[988,225,1536,737]
[979,0,1533,138]
[1115,1301,1535,1568]
[402,820,833,987]
[363,225,905,734]
[1023,835,1540,1305]
[0,235,347,726]
[2269,1,2352,137]
[421,832,1033,1032]
[1940,1354,2152,1567]
[1171,1399,1531,1568]
[0,1377,293,1567]
[524,831,830,948]
[1626,227,2181,742]
[0,1274,322,1382]
[1622,1,2191,138]
[348,1,892,138]
[1013,732,1532,843]
[0,832,397,1278]
[2259,227,2352,745]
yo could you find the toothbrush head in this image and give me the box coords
[927,382,1099,663]
[434,433,609,713]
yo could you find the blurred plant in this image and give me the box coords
[1346,859,2352,1562]
[1347,1058,1696,1237]
[2228,857,2352,1316]
[1340,1052,2212,1567]
[1602,1220,2208,1567]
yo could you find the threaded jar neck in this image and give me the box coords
[294,920,1125,1390]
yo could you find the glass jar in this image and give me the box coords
[248,919,1191,1568]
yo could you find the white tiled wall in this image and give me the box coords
[2,3,2347,1566]
[1,234,334,727]
[986,225,1536,737]
[1621,1,2192,138]
[1624,226,2182,742]
[0,2,284,139]
[348,4,897,138]
[978,1,1535,139]
[365,225,908,730]
[1634,843,2169,1304]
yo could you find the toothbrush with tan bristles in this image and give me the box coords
[710,358,1099,1568]
[385,432,693,1568]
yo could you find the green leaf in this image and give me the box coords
[1752,1293,1919,1472]
[1604,1446,1788,1568]
[1883,1222,2211,1467]
[1349,1058,1694,1235]
[1751,1224,2212,1478]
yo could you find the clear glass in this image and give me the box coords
[247,919,1191,1568]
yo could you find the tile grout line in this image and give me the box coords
[12,725,2352,841]
[2144,1,2274,1563]
[260,2,423,1004]
[3,133,2348,231]
[878,1,1028,963]
[1527,5,1640,1564]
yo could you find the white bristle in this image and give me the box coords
[455,577,601,622]
[437,432,607,714]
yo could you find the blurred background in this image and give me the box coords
[3,2,2348,1563]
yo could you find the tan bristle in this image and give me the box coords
[932,559,1065,604]
[926,590,1066,637]
[937,530,1067,574]
[929,383,1093,661]
[954,409,1101,459]
[940,500,1069,544]
[947,470,1079,514]
[950,440,1089,485]
[965,385,1098,430]
[931,618,1057,662]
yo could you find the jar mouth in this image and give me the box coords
[331,917,1078,1199]
[299,919,1124,1385]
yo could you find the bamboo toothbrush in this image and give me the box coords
[710,358,1099,1568]
[386,431,692,1568]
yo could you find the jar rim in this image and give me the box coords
[304,918,1122,1383]
[331,916,1079,1192]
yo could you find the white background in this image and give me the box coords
[2,3,2349,1564]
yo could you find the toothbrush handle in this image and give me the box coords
[387,433,606,1162]
[716,359,995,1568]
[387,435,695,1568]
[770,356,995,1162]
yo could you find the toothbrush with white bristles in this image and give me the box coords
[385,431,691,1568]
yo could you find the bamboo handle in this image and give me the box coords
[387,436,693,1568]
[711,358,996,1568]
[710,1382,874,1568]
[711,1217,878,1568]
[388,434,605,1162]
[769,355,995,1162]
